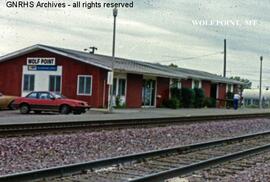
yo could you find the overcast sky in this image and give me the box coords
[0,0,269,88]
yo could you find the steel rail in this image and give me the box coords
[129,144,270,182]
[0,113,270,135]
[1,130,270,182]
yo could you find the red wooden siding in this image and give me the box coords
[181,79,192,88]
[0,50,106,108]
[126,73,143,108]
[156,77,170,107]
[202,80,211,97]
[218,83,227,107]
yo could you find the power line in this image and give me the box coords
[160,51,223,62]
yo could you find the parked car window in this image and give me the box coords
[52,92,65,99]
[39,92,51,100]
[77,75,92,95]
[23,74,35,91]
[26,92,38,99]
[49,75,61,93]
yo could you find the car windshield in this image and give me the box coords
[51,92,66,99]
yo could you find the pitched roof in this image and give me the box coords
[0,44,244,85]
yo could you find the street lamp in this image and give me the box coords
[108,8,118,112]
[259,56,263,109]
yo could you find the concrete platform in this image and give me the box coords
[0,108,270,125]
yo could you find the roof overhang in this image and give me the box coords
[0,45,112,70]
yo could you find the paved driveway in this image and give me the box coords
[0,108,269,125]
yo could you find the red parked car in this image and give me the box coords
[13,91,90,115]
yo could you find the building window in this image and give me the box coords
[113,78,126,96]
[118,79,126,96]
[49,75,61,93]
[193,80,200,88]
[228,84,232,92]
[77,75,92,95]
[171,79,181,89]
[23,74,35,91]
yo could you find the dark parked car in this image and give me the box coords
[13,91,90,114]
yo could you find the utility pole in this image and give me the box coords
[89,46,98,54]
[223,39,226,77]
[108,8,118,112]
[259,56,263,109]
[83,46,98,54]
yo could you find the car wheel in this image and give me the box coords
[60,105,70,114]
[34,111,42,114]
[20,104,30,114]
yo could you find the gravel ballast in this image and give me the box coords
[1,118,270,176]
[186,150,270,182]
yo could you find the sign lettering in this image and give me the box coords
[27,58,56,66]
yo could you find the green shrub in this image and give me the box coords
[114,96,126,109]
[181,88,195,108]
[226,91,234,108]
[194,88,205,108]
[165,97,181,109]
[115,95,121,108]
[203,97,216,108]
[170,87,182,101]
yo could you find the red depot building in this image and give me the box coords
[0,44,244,108]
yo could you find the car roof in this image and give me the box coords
[30,91,50,93]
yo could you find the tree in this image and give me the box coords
[169,63,178,68]
[230,76,252,89]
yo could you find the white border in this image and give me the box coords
[22,74,35,93]
[77,75,93,96]
[48,75,62,93]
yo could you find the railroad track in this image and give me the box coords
[1,113,270,135]
[1,130,270,182]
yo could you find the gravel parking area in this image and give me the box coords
[1,118,270,176]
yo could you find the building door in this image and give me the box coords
[142,79,156,107]
[210,84,217,99]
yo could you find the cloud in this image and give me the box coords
[0,0,269,87]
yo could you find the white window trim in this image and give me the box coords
[23,74,35,92]
[49,75,62,93]
[77,75,93,96]
[216,84,219,99]
[142,78,157,108]
[113,76,127,97]
[192,80,202,89]
[229,84,233,92]
[170,79,182,89]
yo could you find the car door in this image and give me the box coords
[24,92,39,109]
[37,92,58,111]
